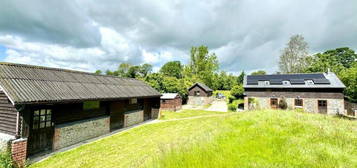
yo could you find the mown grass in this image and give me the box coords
[159,110,227,120]
[30,110,357,168]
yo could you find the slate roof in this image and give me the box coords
[0,62,161,105]
[160,93,180,100]
[244,72,345,89]
[188,82,213,92]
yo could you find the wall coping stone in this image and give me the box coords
[12,138,27,143]
[55,115,109,128]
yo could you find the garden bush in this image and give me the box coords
[230,85,244,98]
[0,152,13,168]
[279,98,288,110]
[228,103,237,112]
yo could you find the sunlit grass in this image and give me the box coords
[30,110,357,168]
[159,110,227,120]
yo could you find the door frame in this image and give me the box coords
[270,98,278,109]
[317,100,327,114]
[28,106,55,155]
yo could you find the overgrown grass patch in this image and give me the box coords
[30,110,357,168]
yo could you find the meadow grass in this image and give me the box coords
[29,110,357,168]
[159,109,227,120]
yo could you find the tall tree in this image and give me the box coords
[117,63,132,77]
[186,46,219,88]
[139,63,152,77]
[279,35,309,73]
[160,61,183,78]
[237,71,245,84]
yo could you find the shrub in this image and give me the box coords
[228,103,237,112]
[0,152,13,168]
[230,85,244,98]
[228,95,236,103]
[278,98,288,110]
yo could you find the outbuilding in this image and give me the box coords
[0,62,161,165]
[187,82,214,106]
[160,93,182,111]
[243,72,346,115]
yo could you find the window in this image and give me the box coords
[318,100,327,107]
[130,98,138,104]
[33,109,53,129]
[282,81,290,85]
[294,99,303,107]
[270,98,278,109]
[194,91,200,96]
[83,101,100,110]
[305,80,314,85]
[258,81,270,85]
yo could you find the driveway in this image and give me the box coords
[206,100,228,112]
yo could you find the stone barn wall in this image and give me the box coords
[124,110,144,127]
[53,116,110,150]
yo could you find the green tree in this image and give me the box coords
[230,85,244,98]
[279,34,309,73]
[250,70,266,75]
[94,70,102,75]
[237,71,245,84]
[139,63,152,77]
[117,63,132,77]
[186,46,219,88]
[127,66,140,78]
[340,62,357,102]
[160,61,183,78]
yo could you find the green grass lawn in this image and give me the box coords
[159,110,227,120]
[29,110,357,168]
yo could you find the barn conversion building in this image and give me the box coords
[0,63,161,165]
[160,93,182,111]
[243,72,346,115]
[187,82,213,106]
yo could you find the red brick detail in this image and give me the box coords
[11,138,27,167]
[160,98,182,111]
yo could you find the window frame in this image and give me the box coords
[294,99,303,107]
[33,109,53,130]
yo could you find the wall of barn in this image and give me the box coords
[160,98,182,111]
[188,86,212,97]
[124,110,144,127]
[0,91,18,136]
[53,116,110,150]
[345,100,357,116]
[245,90,345,115]
[187,96,214,106]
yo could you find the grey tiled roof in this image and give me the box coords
[189,82,213,92]
[0,62,161,105]
[243,72,345,89]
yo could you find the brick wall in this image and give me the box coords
[160,98,182,111]
[11,138,27,167]
[124,110,144,127]
[53,116,110,150]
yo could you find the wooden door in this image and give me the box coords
[28,109,54,155]
[110,101,124,130]
[318,100,327,114]
[270,98,278,109]
[143,99,151,121]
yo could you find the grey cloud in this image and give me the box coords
[0,0,101,47]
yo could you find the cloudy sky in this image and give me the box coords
[0,0,356,74]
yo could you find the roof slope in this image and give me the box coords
[189,82,213,92]
[0,63,161,105]
[243,72,345,89]
[161,93,180,99]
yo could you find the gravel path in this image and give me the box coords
[206,100,228,112]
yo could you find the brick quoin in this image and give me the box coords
[11,138,27,167]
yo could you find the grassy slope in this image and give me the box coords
[30,110,357,168]
[159,110,228,120]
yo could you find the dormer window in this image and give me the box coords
[282,81,290,85]
[305,80,314,85]
[258,81,270,85]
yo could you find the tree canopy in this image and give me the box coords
[160,61,183,78]
[250,70,266,75]
[279,35,309,73]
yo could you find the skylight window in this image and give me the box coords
[305,80,314,85]
[258,81,270,85]
[282,81,290,85]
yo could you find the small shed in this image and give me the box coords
[160,93,182,111]
[187,83,214,106]
[188,82,213,97]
